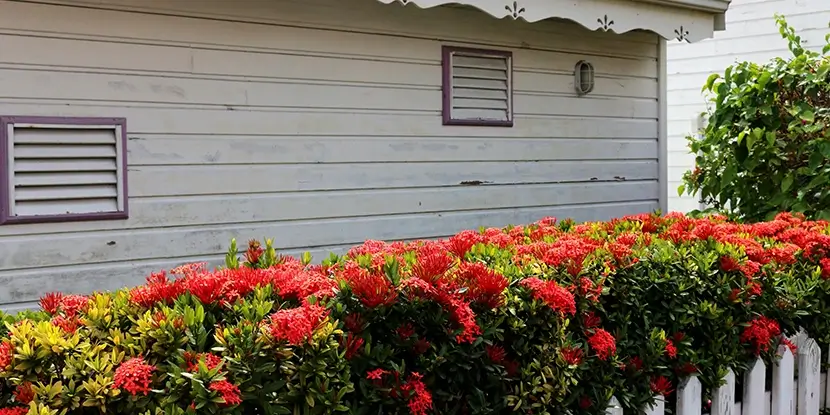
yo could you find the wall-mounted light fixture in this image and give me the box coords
[574,60,595,96]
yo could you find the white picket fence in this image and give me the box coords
[605,334,828,415]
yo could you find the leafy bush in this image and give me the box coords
[3,212,830,414]
[680,16,830,222]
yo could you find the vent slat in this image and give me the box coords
[452,66,508,80]
[15,171,118,187]
[14,159,118,173]
[14,143,117,159]
[452,87,508,100]
[14,199,119,216]
[13,128,118,144]
[450,108,509,121]
[447,50,511,123]
[14,185,118,202]
[451,55,508,70]
[453,97,509,110]
[451,78,508,91]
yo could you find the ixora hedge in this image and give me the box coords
[3,212,830,415]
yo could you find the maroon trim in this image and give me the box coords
[0,116,129,225]
[441,45,514,127]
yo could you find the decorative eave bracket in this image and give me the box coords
[375,0,730,43]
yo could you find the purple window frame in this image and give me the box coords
[441,45,514,127]
[0,116,129,225]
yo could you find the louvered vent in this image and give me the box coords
[443,47,513,126]
[6,122,126,219]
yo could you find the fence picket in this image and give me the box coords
[773,344,795,415]
[606,396,623,415]
[824,347,830,410]
[711,369,736,415]
[798,339,821,415]
[642,395,664,415]
[677,376,702,415]
[742,358,766,415]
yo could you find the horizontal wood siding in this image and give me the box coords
[0,0,659,308]
[666,0,830,212]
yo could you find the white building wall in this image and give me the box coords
[0,0,660,310]
[666,0,830,212]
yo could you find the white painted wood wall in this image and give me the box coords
[0,0,660,310]
[606,335,829,415]
[666,0,830,212]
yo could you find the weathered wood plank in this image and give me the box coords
[125,135,657,165]
[797,338,821,415]
[743,358,766,415]
[0,69,659,114]
[772,345,795,415]
[606,396,623,415]
[824,348,830,409]
[124,160,658,197]
[711,369,736,415]
[0,181,660,236]
[0,0,659,61]
[643,395,665,414]
[0,200,658,287]
[677,376,702,415]
[0,103,659,138]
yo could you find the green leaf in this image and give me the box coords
[782,174,794,192]
[704,73,721,91]
[721,163,737,189]
[809,151,824,170]
[677,184,686,197]
[802,109,816,123]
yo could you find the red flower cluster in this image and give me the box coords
[13,382,34,404]
[269,303,328,345]
[520,277,576,316]
[401,372,433,415]
[587,329,616,361]
[0,408,28,415]
[39,292,90,317]
[184,352,223,372]
[209,380,242,406]
[458,262,508,309]
[650,376,673,396]
[339,263,397,308]
[128,260,338,309]
[0,340,13,370]
[113,357,156,396]
[561,346,584,366]
[740,316,782,355]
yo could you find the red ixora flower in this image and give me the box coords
[579,396,592,409]
[185,352,223,372]
[13,382,34,404]
[0,340,13,370]
[0,408,28,415]
[740,316,781,355]
[458,262,509,308]
[650,376,674,396]
[665,339,678,359]
[367,368,389,380]
[209,380,242,407]
[269,303,328,346]
[113,357,156,396]
[343,332,365,360]
[561,346,584,366]
[340,264,397,308]
[486,344,507,364]
[520,277,576,316]
[402,372,433,415]
[587,329,617,361]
